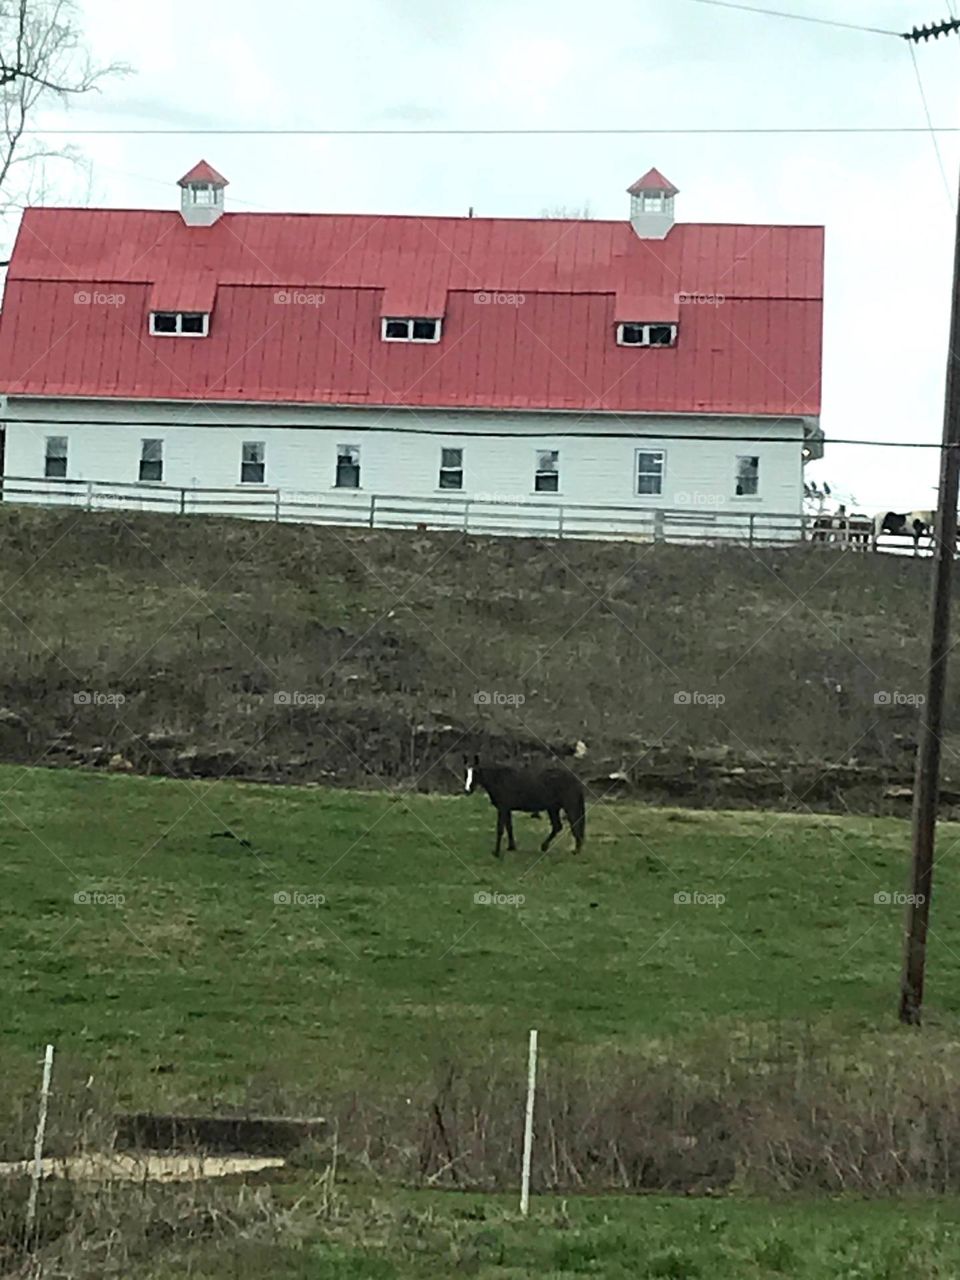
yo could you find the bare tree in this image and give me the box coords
[539,202,594,220]
[0,0,127,213]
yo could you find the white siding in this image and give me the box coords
[2,398,809,541]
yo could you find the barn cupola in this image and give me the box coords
[178,160,228,227]
[627,168,678,240]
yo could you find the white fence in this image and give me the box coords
[0,475,932,553]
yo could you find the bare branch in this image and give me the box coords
[0,0,129,216]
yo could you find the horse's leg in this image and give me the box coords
[494,809,505,858]
[505,810,517,852]
[540,807,563,853]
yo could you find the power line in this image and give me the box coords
[12,126,960,136]
[2,416,951,447]
[908,43,954,203]
[680,0,899,37]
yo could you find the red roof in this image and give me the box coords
[0,204,823,416]
[178,160,228,187]
[628,168,678,195]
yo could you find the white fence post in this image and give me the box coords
[520,1028,538,1217]
[25,1043,54,1243]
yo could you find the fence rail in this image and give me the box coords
[0,475,933,554]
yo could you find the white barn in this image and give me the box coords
[0,163,825,543]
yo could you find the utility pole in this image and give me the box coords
[898,15,960,1025]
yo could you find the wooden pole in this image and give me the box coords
[899,158,960,1025]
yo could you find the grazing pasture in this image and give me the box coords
[5,762,960,1118]
[8,766,960,1274]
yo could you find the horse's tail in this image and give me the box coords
[568,785,586,851]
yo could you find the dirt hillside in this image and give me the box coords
[0,505,953,812]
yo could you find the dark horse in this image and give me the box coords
[464,755,586,857]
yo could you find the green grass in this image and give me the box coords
[75,1185,960,1278]
[4,762,960,1112]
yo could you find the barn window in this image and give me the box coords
[636,450,665,496]
[139,439,163,483]
[149,311,210,337]
[335,445,361,489]
[535,449,559,493]
[240,441,265,484]
[616,322,677,347]
[439,447,463,490]
[381,317,442,343]
[190,183,216,206]
[643,193,665,212]
[44,436,67,479]
[735,456,759,496]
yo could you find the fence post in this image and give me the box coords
[520,1029,538,1217]
[558,505,564,539]
[748,514,755,547]
[25,1043,54,1244]
[463,500,471,533]
[85,482,93,512]
[369,494,377,529]
[274,490,281,523]
[653,509,665,543]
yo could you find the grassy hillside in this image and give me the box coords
[0,505,953,809]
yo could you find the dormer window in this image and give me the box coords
[381,317,442,343]
[149,311,210,337]
[617,322,677,347]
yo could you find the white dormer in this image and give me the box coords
[178,160,228,226]
[627,168,678,240]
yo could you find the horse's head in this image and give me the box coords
[463,754,480,794]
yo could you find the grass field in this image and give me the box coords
[37,1185,960,1278]
[7,762,960,1273]
[5,760,960,1111]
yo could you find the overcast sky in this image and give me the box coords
[13,0,960,514]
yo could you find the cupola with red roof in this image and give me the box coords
[178,160,229,227]
[627,167,678,240]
